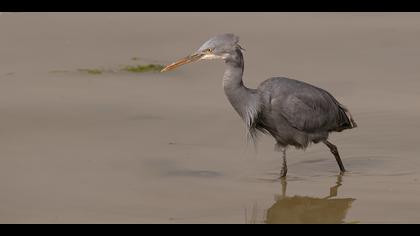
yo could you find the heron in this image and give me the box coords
[161,33,357,178]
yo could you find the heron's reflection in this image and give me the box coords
[265,175,355,224]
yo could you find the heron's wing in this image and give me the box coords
[258,77,354,133]
[271,86,347,133]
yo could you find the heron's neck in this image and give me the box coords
[223,49,260,127]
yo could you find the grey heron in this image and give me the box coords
[161,33,357,178]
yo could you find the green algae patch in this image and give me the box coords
[122,64,164,73]
[51,62,165,76]
[78,68,103,75]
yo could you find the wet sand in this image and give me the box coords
[1,12,420,223]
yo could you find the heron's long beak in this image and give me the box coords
[160,53,204,72]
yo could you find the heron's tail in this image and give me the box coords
[338,104,357,129]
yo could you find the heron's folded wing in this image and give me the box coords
[272,92,340,133]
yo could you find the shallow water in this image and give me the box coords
[1,12,420,223]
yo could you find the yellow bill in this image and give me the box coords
[160,53,204,72]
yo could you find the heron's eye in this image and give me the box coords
[205,48,213,53]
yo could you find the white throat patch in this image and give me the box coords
[201,54,226,60]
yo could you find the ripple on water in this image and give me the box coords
[261,152,417,179]
[336,154,418,178]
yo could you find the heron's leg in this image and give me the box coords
[280,148,287,178]
[323,140,346,173]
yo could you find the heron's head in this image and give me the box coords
[161,33,244,72]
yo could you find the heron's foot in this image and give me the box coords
[323,140,346,173]
[280,167,288,179]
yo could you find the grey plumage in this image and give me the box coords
[161,33,357,177]
[255,77,356,148]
